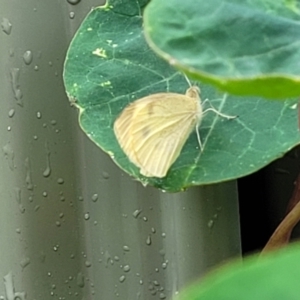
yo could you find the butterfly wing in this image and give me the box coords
[114,90,202,178]
[133,94,201,177]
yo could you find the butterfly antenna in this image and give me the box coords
[183,73,192,87]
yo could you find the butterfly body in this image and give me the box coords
[114,86,202,178]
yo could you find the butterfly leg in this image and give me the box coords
[195,125,203,151]
[203,101,237,120]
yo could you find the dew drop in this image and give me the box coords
[10,68,23,106]
[132,209,142,218]
[85,261,92,267]
[8,109,15,118]
[67,0,81,4]
[1,18,12,35]
[57,178,64,184]
[146,235,151,245]
[84,213,90,220]
[36,111,42,119]
[43,142,51,177]
[3,143,14,170]
[20,257,30,269]
[119,275,126,283]
[123,245,130,252]
[91,193,98,202]
[69,12,75,19]
[102,171,109,179]
[207,219,214,228]
[76,272,85,288]
[162,261,168,269]
[23,50,33,65]
[25,157,34,191]
[123,265,130,272]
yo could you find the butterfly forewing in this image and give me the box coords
[114,89,202,178]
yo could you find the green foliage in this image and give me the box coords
[63,0,300,192]
[144,0,300,98]
[176,243,300,300]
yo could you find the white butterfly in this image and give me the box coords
[114,86,235,178]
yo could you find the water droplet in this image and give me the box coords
[132,209,142,218]
[123,245,130,251]
[10,68,23,106]
[48,61,53,67]
[8,109,15,118]
[146,235,151,245]
[151,227,156,233]
[84,213,90,220]
[159,293,166,299]
[1,18,12,35]
[123,265,130,272]
[69,12,75,19]
[7,126,11,131]
[102,171,109,179]
[162,261,168,269]
[19,204,25,214]
[25,157,34,190]
[23,50,33,65]
[50,119,57,125]
[67,0,81,4]
[85,261,92,267]
[3,143,15,170]
[55,221,61,227]
[119,275,126,283]
[76,272,85,288]
[59,213,64,218]
[34,205,40,211]
[91,193,98,202]
[42,191,48,197]
[143,216,148,222]
[36,111,42,119]
[57,178,64,184]
[20,257,30,269]
[114,256,120,261]
[16,228,21,234]
[43,141,51,177]
[207,219,214,228]
[34,65,39,71]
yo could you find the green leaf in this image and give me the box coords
[143,0,300,98]
[63,0,300,192]
[176,243,300,300]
